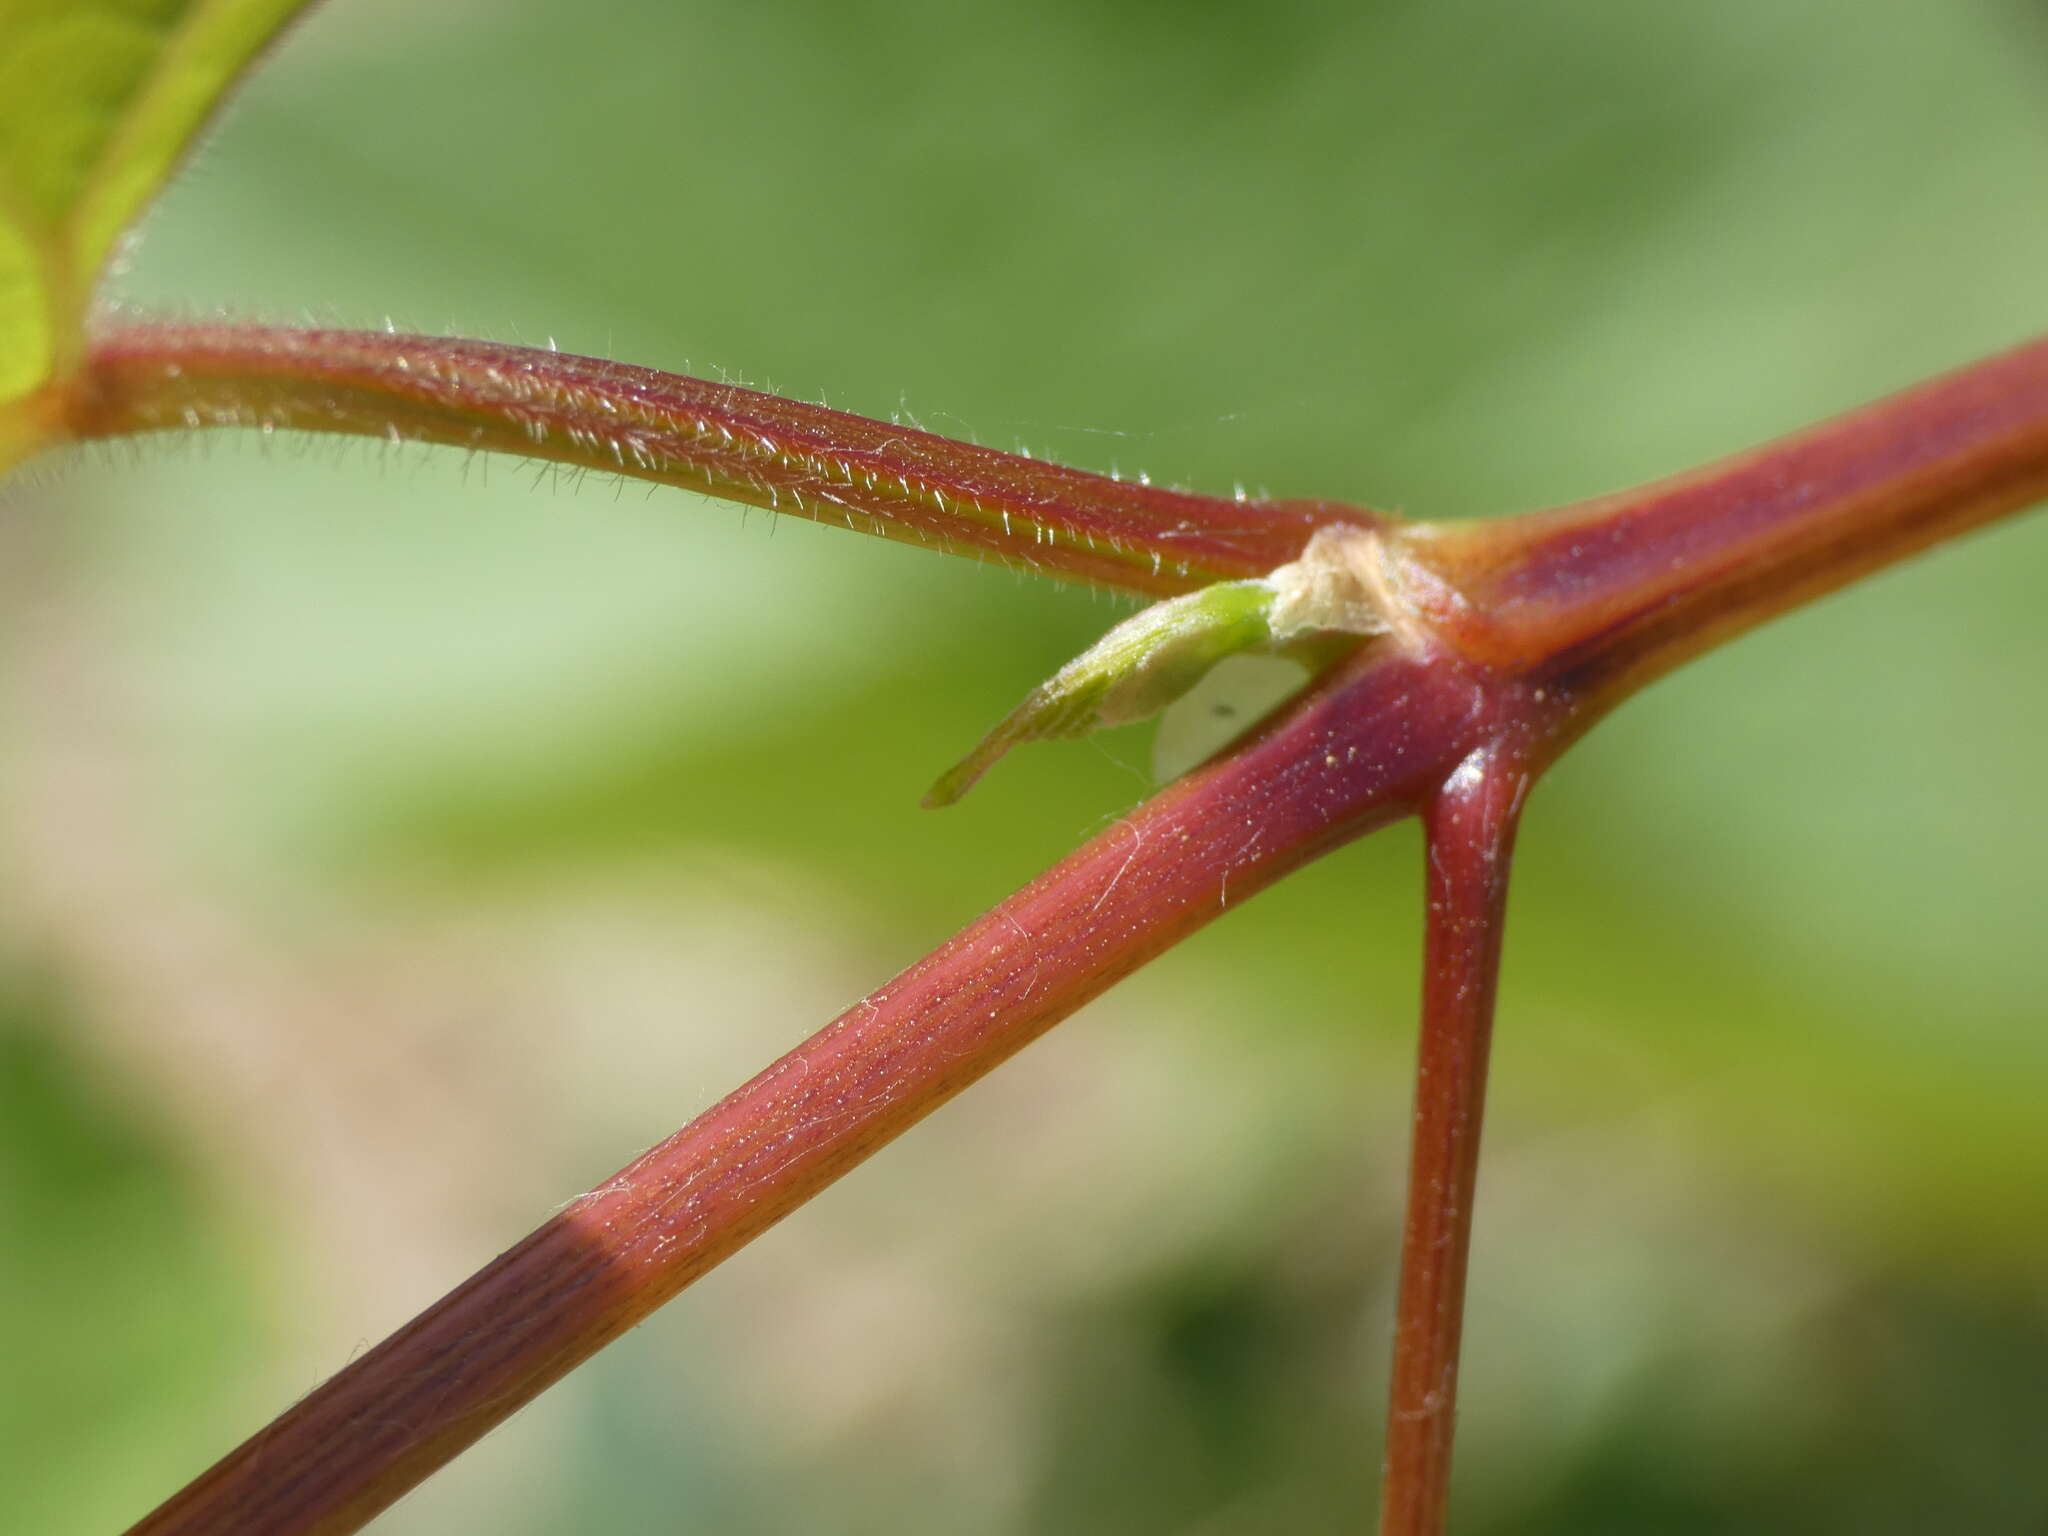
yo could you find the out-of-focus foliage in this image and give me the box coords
[4,0,2046,1531]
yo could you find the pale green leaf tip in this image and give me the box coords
[925,525,1393,806]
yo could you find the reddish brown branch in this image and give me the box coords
[1393,334,2048,702]
[125,642,1489,1536]
[92,328,2048,1536]
[1379,736,1531,1536]
[74,323,1376,597]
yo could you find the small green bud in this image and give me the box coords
[927,524,1389,806]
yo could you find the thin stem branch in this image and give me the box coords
[125,643,1488,1536]
[73,323,1375,597]
[1380,739,1530,1536]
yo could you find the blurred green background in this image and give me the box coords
[4,0,2047,1530]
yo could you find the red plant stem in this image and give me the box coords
[73,327,2048,687]
[124,642,1490,1536]
[80,325,2048,1535]
[1392,334,2048,701]
[1379,737,1531,1536]
[74,323,1374,596]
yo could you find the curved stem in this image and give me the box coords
[72,323,1376,597]
[1380,739,1530,1536]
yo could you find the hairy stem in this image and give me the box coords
[125,642,1488,1536]
[1380,738,1530,1536]
[73,323,1374,596]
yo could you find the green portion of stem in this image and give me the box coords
[0,209,49,403]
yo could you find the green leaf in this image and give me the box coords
[0,0,312,451]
